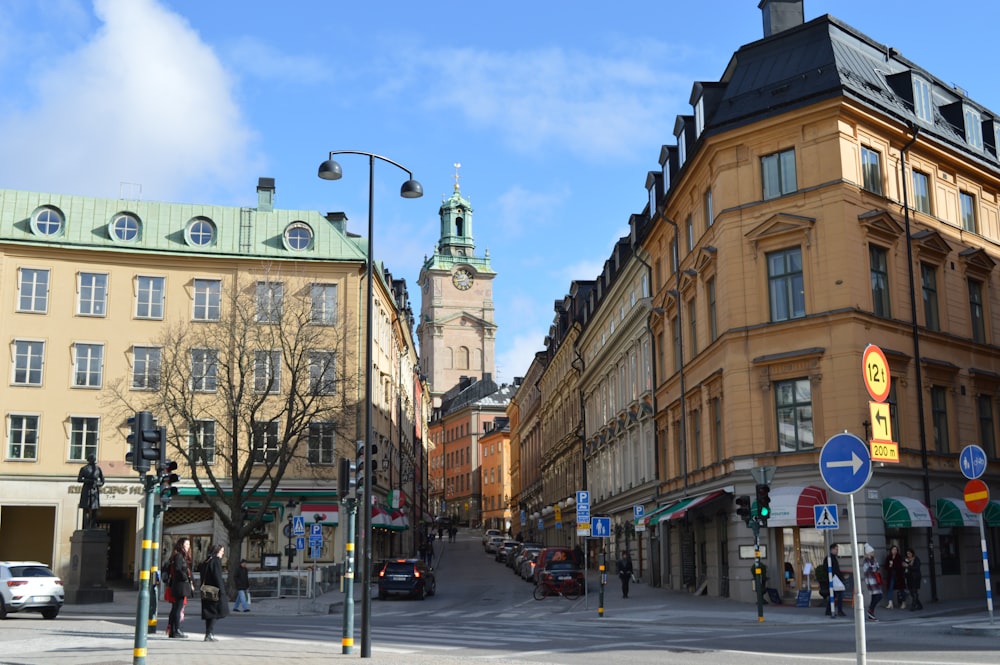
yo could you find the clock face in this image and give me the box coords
[452,268,473,290]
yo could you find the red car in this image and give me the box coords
[532,547,578,584]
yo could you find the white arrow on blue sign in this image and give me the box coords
[819,433,872,495]
[591,516,611,538]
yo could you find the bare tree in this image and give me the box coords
[105,268,357,583]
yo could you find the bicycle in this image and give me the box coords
[533,576,582,600]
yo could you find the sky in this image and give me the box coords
[3,0,1000,383]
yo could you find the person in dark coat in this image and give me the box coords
[826,544,846,617]
[883,545,905,608]
[232,558,251,612]
[616,550,634,598]
[166,537,194,638]
[903,548,923,611]
[199,544,230,641]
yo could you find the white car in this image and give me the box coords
[0,561,64,619]
[484,535,504,554]
[482,529,501,547]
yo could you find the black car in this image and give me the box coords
[376,559,436,600]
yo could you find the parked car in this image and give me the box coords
[536,558,585,595]
[510,543,542,572]
[518,548,542,581]
[0,561,64,619]
[495,540,519,563]
[484,535,504,554]
[482,529,501,548]
[376,559,436,600]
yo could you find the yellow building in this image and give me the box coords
[0,178,420,585]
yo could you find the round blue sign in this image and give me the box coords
[959,445,988,480]
[819,433,872,495]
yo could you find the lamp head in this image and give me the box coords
[400,178,424,199]
[318,159,343,181]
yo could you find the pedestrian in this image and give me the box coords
[199,543,229,642]
[903,548,924,611]
[883,545,905,609]
[573,544,585,569]
[232,558,251,613]
[616,549,633,598]
[166,537,194,638]
[862,544,883,621]
[450,525,457,542]
[826,544,847,617]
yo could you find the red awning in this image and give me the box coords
[300,504,339,526]
[761,485,828,527]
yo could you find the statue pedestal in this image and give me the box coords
[65,529,114,604]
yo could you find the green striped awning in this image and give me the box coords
[986,500,1000,528]
[882,496,932,528]
[936,497,977,527]
[648,491,727,526]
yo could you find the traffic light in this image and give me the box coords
[337,457,356,500]
[755,484,772,525]
[735,495,752,524]
[157,425,179,508]
[355,440,366,495]
[126,411,159,474]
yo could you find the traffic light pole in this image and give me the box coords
[131,473,156,664]
[751,518,765,622]
[341,497,358,654]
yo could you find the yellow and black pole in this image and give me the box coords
[341,496,358,654]
[598,549,606,616]
[132,473,156,664]
[147,504,162,634]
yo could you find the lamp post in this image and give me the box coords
[318,151,422,658]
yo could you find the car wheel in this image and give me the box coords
[416,584,426,600]
[0,599,7,619]
[427,580,436,597]
[41,607,59,620]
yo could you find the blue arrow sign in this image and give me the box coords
[591,516,611,538]
[819,433,872,495]
[960,444,988,480]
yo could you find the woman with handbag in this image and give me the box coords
[199,544,229,642]
[166,537,194,638]
[862,544,883,621]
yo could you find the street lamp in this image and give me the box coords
[318,151,422,658]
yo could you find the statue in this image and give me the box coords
[77,454,105,529]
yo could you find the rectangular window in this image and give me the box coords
[309,351,337,395]
[69,416,99,461]
[776,378,813,452]
[913,77,933,123]
[191,348,218,392]
[256,281,283,323]
[78,272,108,316]
[921,263,940,331]
[7,414,39,460]
[965,107,984,149]
[252,420,280,464]
[707,278,718,342]
[761,148,797,200]
[18,268,49,313]
[310,284,338,325]
[73,343,104,388]
[672,315,681,373]
[687,299,697,356]
[132,346,161,390]
[193,279,221,321]
[869,245,891,318]
[712,396,723,463]
[969,279,986,343]
[977,395,996,458]
[136,276,165,319]
[931,385,949,453]
[691,407,702,469]
[704,188,714,227]
[912,171,931,214]
[307,422,336,465]
[686,214,694,251]
[254,350,281,393]
[678,128,687,164]
[695,97,705,137]
[767,247,805,322]
[12,340,44,386]
[861,146,883,195]
[960,191,977,233]
[189,420,216,464]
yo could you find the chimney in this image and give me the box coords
[759,0,804,37]
[326,211,347,233]
[257,177,275,212]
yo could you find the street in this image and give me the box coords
[3,529,998,665]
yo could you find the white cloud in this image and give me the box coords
[224,36,330,85]
[495,184,570,237]
[497,329,546,383]
[0,0,261,201]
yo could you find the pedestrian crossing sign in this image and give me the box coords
[813,504,839,530]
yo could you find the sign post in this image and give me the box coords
[820,431,871,664]
[863,344,898,463]
[961,448,994,625]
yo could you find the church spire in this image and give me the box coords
[437,162,474,257]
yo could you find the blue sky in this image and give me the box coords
[2,0,999,382]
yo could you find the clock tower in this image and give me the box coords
[417,166,496,406]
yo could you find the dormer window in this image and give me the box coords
[695,97,705,137]
[662,158,671,191]
[678,128,687,164]
[648,184,658,218]
[110,213,140,242]
[913,77,933,123]
[31,206,64,237]
[965,106,984,149]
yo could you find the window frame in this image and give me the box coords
[921,263,940,331]
[77,272,109,317]
[913,77,934,123]
[17,267,49,314]
[254,350,282,394]
[931,385,950,453]
[135,275,165,320]
[960,191,978,233]
[72,342,104,388]
[7,413,40,461]
[912,170,931,214]
[252,420,280,464]
[307,421,337,465]
[767,247,805,322]
[192,278,222,322]
[969,278,986,343]
[869,244,891,318]
[132,346,162,391]
[309,350,337,395]
[69,416,99,462]
[861,146,883,195]
[775,377,814,452]
[189,419,216,464]
[761,148,797,200]
[256,281,284,324]
[310,283,338,326]
[190,348,218,392]
[12,339,45,386]
[110,213,140,242]
[31,207,63,236]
